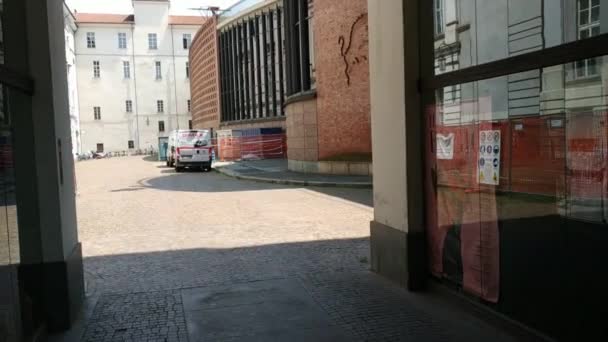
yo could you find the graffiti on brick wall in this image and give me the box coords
[338,13,369,86]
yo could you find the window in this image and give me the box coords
[86,32,96,48]
[118,32,127,49]
[431,1,604,74]
[155,61,162,80]
[434,0,444,35]
[93,61,100,78]
[125,100,133,113]
[183,33,192,49]
[218,7,285,122]
[437,57,447,74]
[285,0,312,95]
[576,0,601,78]
[96,143,104,153]
[123,61,131,79]
[308,1,316,87]
[158,120,165,132]
[157,100,164,113]
[187,99,191,112]
[128,140,135,149]
[188,120,193,129]
[423,0,608,336]
[185,62,190,78]
[148,33,158,50]
[93,106,101,120]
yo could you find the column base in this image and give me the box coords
[19,243,84,333]
[370,221,427,291]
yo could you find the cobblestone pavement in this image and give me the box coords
[81,291,188,342]
[61,156,521,342]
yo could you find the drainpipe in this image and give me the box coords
[131,23,141,149]
[170,24,180,130]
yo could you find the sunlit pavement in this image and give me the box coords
[52,156,521,342]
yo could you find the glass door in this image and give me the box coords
[0,81,20,342]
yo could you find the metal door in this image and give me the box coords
[158,137,168,161]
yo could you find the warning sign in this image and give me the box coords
[478,130,500,185]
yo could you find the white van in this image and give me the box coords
[167,129,213,172]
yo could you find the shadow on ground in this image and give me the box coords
[109,187,146,193]
[142,155,160,162]
[138,171,373,207]
[54,238,522,342]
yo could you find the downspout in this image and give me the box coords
[131,23,141,149]
[170,24,180,130]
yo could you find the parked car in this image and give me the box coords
[93,151,106,159]
[169,129,213,172]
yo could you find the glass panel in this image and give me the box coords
[0,2,18,268]
[0,3,24,340]
[591,6,600,21]
[587,57,598,75]
[218,0,267,25]
[580,9,589,25]
[433,1,605,74]
[0,85,18,267]
[576,59,586,77]
[426,56,608,338]
[0,0,3,66]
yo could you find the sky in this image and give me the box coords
[65,0,240,15]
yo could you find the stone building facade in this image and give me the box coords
[64,4,81,157]
[75,0,204,153]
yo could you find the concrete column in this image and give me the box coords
[368,0,426,290]
[4,0,84,333]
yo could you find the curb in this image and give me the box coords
[213,167,373,189]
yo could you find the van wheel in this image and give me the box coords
[175,167,184,173]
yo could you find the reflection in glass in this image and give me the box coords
[0,0,3,65]
[0,83,18,268]
[434,0,444,35]
[426,56,608,337]
[0,0,18,269]
[433,0,606,74]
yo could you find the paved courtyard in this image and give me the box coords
[55,156,523,342]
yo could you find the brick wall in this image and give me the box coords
[189,16,220,131]
[314,0,371,161]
